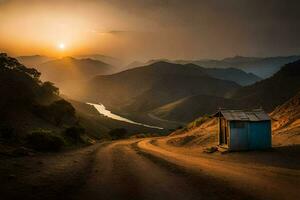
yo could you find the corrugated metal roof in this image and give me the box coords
[213,109,270,121]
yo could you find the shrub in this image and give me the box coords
[64,126,85,143]
[187,115,210,130]
[33,99,76,126]
[109,128,127,140]
[26,130,65,151]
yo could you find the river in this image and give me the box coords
[87,103,163,130]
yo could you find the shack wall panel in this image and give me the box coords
[248,121,272,150]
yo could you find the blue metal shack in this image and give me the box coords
[213,109,272,151]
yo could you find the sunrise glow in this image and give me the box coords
[58,43,65,50]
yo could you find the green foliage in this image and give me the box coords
[109,128,128,140]
[64,126,85,143]
[26,130,65,151]
[187,114,210,130]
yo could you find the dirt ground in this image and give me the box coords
[0,137,299,200]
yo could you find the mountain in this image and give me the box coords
[17,55,53,67]
[151,95,237,123]
[198,67,261,86]
[177,55,300,78]
[80,62,240,123]
[76,54,122,67]
[126,60,261,86]
[231,59,300,112]
[38,57,113,83]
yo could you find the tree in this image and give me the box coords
[41,81,59,96]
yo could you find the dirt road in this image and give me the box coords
[1,138,299,200]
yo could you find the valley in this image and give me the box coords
[2,43,300,200]
[2,1,300,200]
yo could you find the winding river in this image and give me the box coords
[87,103,163,130]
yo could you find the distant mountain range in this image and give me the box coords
[127,61,260,86]
[176,55,300,78]
[17,55,53,67]
[128,55,300,79]
[75,54,122,67]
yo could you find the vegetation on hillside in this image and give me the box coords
[0,53,89,151]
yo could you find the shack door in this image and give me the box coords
[219,118,228,145]
[229,121,248,150]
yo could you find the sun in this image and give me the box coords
[58,43,65,50]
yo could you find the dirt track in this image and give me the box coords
[1,138,299,200]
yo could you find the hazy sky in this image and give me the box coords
[1,0,300,62]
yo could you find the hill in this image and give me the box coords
[176,55,300,78]
[0,53,88,151]
[271,92,300,145]
[231,59,300,112]
[82,62,240,115]
[17,55,53,67]
[38,57,113,84]
[151,95,237,123]
[76,54,122,67]
[148,59,300,123]
[125,60,261,86]
[198,67,261,86]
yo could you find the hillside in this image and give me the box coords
[167,91,300,148]
[82,62,240,115]
[68,98,166,137]
[270,92,300,145]
[232,59,300,112]
[0,53,89,151]
[37,57,113,84]
[151,95,237,123]
[199,67,261,86]
[177,55,300,78]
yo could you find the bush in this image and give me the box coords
[26,130,65,151]
[109,128,127,140]
[64,126,85,143]
[187,115,210,130]
[33,99,76,126]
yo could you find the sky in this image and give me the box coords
[0,0,300,62]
